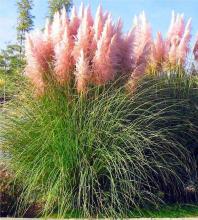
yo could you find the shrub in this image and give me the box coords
[1,76,197,217]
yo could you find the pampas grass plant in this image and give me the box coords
[1,3,198,218]
[1,73,197,217]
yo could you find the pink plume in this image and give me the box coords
[168,43,177,65]
[165,12,192,66]
[51,8,69,46]
[118,28,135,73]
[26,31,54,72]
[92,16,118,84]
[94,5,105,41]
[54,25,74,85]
[85,5,94,27]
[127,62,147,93]
[51,11,62,45]
[25,3,197,96]
[72,5,94,61]
[131,12,152,78]
[167,11,185,42]
[75,50,90,93]
[133,12,152,62]
[152,32,165,67]
[177,18,191,65]
[25,34,45,95]
[193,35,198,61]
[111,18,133,74]
[69,6,81,36]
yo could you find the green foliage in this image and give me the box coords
[139,72,198,165]
[1,74,198,217]
[0,44,26,100]
[0,45,24,71]
[0,70,25,100]
[16,0,34,53]
[48,0,73,20]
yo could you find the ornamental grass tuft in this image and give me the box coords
[1,72,198,217]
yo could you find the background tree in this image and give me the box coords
[16,0,34,55]
[1,45,24,72]
[0,52,8,73]
[0,44,25,99]
[48,0,73,20]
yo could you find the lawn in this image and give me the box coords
[49,204,198,218]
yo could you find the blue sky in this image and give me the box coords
[0,0,197,49]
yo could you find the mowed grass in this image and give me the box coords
[129,204,198,218]
[49,204,198,218]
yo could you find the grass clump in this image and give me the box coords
[1,73,198,217]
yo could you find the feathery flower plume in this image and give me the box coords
[167,12,185,41]
[54,25,74,85]
[72,5,94,61]
[94,5,105,41]
[75,50,90,93]
[25,3,196,95]
[128,11,152,93]
[127,43,151,93]
[51,8,69,46]
[91,5,106,53]
[193,35,198,61]
[69,6,81,36]
[177,18,191,65]
[25,31,54,74]
[105,18,126,75]
[168,42,177,65]
[51,11,62,45]
[119,28,135,73]
[166,12,191,66]
[25,15,54,94]
[25,34,45,95]
[93,5,109,41]
[126,63,146,93]
[132,12,152,77]
[92,15,119,84]
[151,32,165,69]
[133,12,152,60]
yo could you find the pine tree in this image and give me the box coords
[16,0,34,55]
[48,0,73,20]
